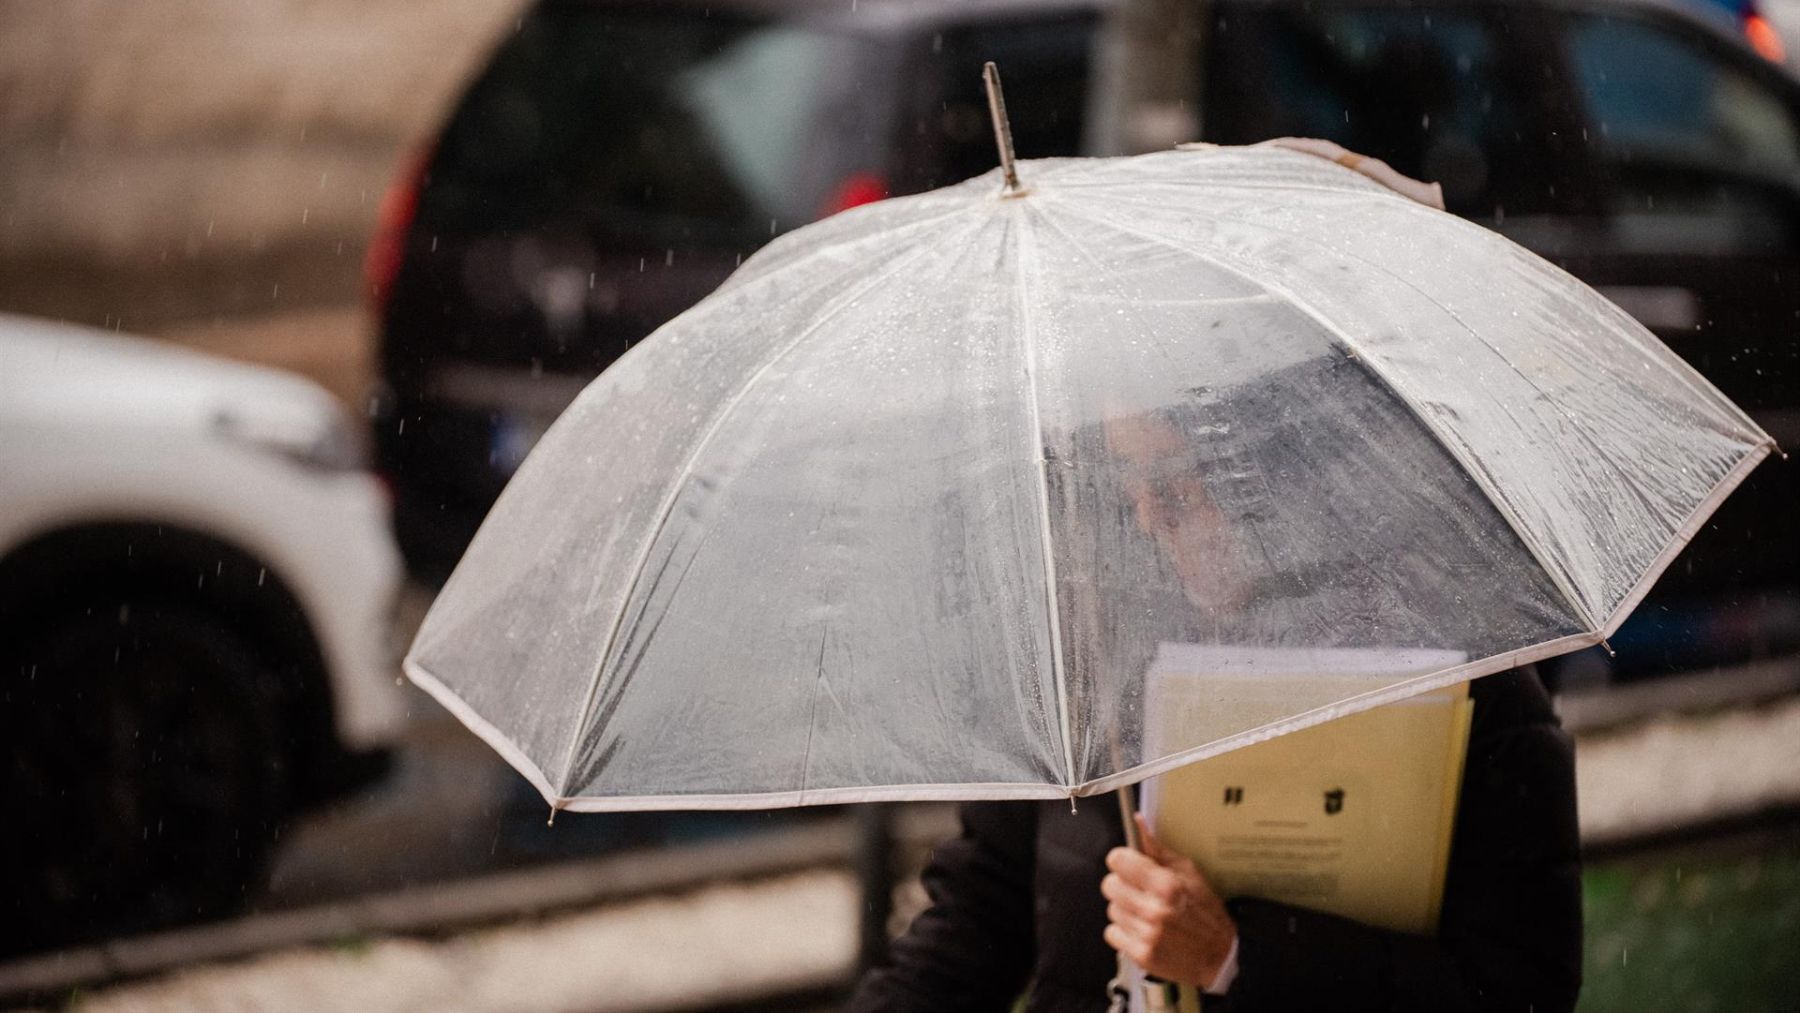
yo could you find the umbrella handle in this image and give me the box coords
[1117,783,1144,852]
[1111,786,1194,1010]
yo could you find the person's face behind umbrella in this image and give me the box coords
[1103,407,1252,616]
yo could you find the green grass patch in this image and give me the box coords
[1579,835,1800,1012]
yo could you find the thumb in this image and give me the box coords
[1137,813,1202,876]
[1134,812,1174,863]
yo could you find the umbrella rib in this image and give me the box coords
[1182,199,1689,543]
[548,218,984,799]
[711,202,972,301]
[1012,204,1079,793]
[1046,196,1607,636]
[1083,179,1765,445]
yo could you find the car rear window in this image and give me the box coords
[1202,5,1565,218]
[420,3,879,243]
[1568,14,1800,175]
[1562,9,1800,252]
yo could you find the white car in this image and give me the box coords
[0,313,406,954]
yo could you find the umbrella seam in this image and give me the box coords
[548,216,987,798]
[1594,441,1774,640]
[1074,189,1733,545]
[1197,200,1690,574]
[1071,174,1766,444]
[712,202,972,300]
[1013,202,1080,793]
[797,628,829,805]
[1043,196,1609,635]
[1028,199,1253,787]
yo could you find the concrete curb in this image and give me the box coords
[0,820,852,1004]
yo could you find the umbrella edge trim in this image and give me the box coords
[547,782,1078,812]
[1596,439,1777,642]
[404,655,563,808]
[1071,627,1607,799]
[405,656,1079,810]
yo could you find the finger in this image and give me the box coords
[1134,812,1172,863]
[1106,901,1160,939]
[1106,846,1177,890]
[1136,813,1209,882]
[1102,874,1170,920]
[1103,923,1151,966]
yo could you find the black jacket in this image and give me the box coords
[851,667,1582,1013]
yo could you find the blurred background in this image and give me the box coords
[2,0,1799,1009]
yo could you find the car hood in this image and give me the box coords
[0,312,345,441]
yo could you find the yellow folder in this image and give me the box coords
[1141,646,1475,936]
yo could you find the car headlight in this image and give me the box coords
[211,404,364,472]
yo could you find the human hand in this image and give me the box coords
[1101,813,1237,988]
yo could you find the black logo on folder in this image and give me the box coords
[1323,788,1345,815]
[1223,786,1244,806]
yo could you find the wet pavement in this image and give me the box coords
[34,871,857,1013]
[256,682,811,912]
[10,680,1797,1013]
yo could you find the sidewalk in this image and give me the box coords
[15,687,1800,1013]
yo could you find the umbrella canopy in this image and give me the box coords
[405,144,1774,813]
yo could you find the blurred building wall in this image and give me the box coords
[0,0,520,330]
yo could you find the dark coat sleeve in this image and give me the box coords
[1219,668,1584,1013]
[849,801,1041,1012]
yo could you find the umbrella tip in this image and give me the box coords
[982,61,1026,196]
[547,800,566,827]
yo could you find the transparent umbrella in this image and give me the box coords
[404,87,1773,820]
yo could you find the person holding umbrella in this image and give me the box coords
[849,372,1585,1012]
[849,680,1580,1012]
[402,68,1771,1013]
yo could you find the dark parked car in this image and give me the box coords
[369,0,1098,586]
[372,0,1800,684]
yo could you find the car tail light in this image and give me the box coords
[364,147,430,318]
[818,172,889,219]
[1746,13,1786,63]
